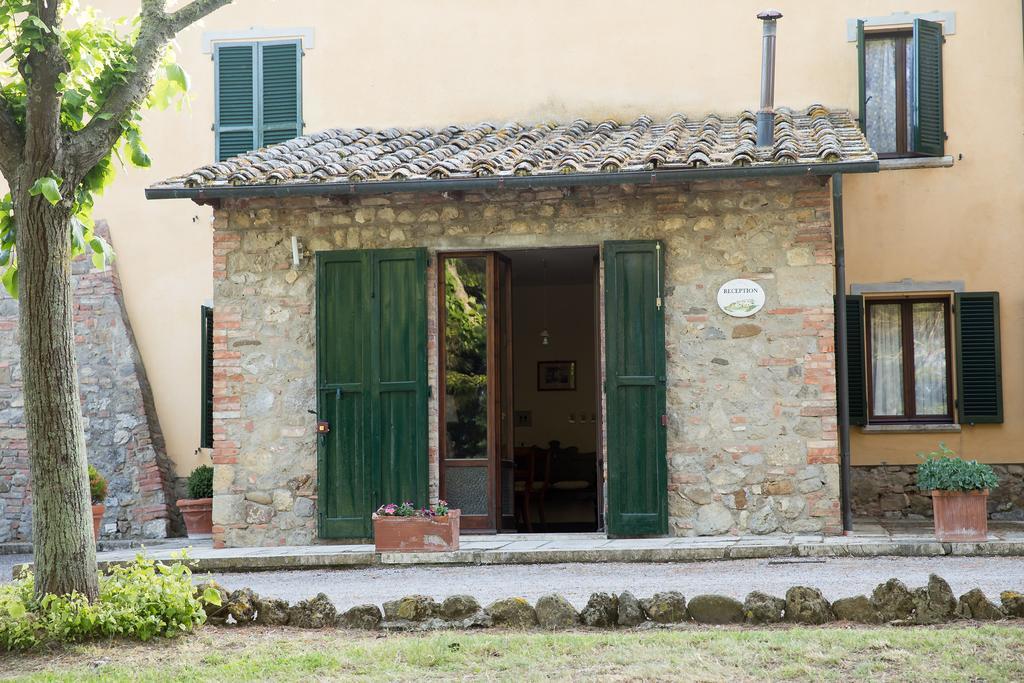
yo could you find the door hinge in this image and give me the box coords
[661,414,668,427]
[427,384,432,398]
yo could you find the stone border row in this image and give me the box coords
[203,574,1024,631]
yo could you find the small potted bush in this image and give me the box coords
[372,500,459,552]
[88,465,107,541]
[177,464,214,538]
[917,443,998,542]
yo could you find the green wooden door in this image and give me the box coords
[603,241,668,537]
[317,248,428,538]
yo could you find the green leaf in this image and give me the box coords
[70,216,87,253]
[6,600,26,619]
[29,176,62,205]
[125,131,151,168]
[1,265,18,299]
[63,88,86,107]
[89,236,114,270]
[202,587,222,607]
[83,157,116,194]
[165,63,189,92]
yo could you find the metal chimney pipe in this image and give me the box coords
[756,9,782,147]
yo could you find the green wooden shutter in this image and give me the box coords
[912,18,945,156]
[200,305,214,449]
[837,295,867,426]
[955,292,1003,424]
[215,44,257,161]
[856,19,866,135]
[259,41,302,147]
[369,249,428,511]
[604,241,668,537]
[317,251,371,538]
[316,248,428,539]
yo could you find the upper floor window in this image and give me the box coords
[857,19,944,157]
[214,40,302,161]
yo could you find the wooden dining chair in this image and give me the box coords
[513,446,550,531]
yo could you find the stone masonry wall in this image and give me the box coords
[210,177,840,547]
[0,223,180,541]
[853,464,1024,521]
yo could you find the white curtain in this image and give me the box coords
[913,302,948,415]
[864,37,897,154]
[871,304,904,416]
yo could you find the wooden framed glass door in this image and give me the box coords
[438,252,514,531]
[495,254,515,530]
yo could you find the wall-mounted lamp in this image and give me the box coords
[291,236,302,268]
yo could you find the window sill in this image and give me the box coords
[861,423,961,434]
[878,156,954,171]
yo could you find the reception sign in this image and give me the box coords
[716,279,765,318]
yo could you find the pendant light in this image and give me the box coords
[540,257,551,346]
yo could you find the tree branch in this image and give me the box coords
[69,0,234,174]
[20,0,68,181]
[167,0,235,33]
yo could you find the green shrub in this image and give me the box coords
[916,443,999,492]
[187,464,214,499]
[88,465,107,505]
[0,553,221,651]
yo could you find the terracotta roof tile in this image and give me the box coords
[154,105,874,192]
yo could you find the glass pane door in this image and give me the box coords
[440,254,505,530]
[495,255,515,530]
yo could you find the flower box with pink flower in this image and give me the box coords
[372,500,460,553]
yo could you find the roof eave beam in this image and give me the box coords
[144,160,880,202]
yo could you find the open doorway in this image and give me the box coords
[506,248,600,532]
[438,247,601,533]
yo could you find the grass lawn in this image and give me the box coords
[2,624,1023,682]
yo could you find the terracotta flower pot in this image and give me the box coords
[91,503,105,541]
[177,497,214,538]
[373,510,460,552]
[931,489,989,542]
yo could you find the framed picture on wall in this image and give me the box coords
[538,361,576,391]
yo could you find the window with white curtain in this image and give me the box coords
[866,298,953,422]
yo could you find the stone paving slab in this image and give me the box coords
[11,519,1024,576]
[82,537,1024,574]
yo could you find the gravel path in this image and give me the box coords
[203,556,1024,611]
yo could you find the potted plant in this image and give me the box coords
[917,443,999,542]
[88,465,107,541]
[177,464,214,538]
[372,500,460,552]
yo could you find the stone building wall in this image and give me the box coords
[852,465,1024,520]
[0,223,180,541]
[210,177,841,547]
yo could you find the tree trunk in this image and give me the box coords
[13,186,98,601]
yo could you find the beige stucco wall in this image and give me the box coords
[67,0,1023,474]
